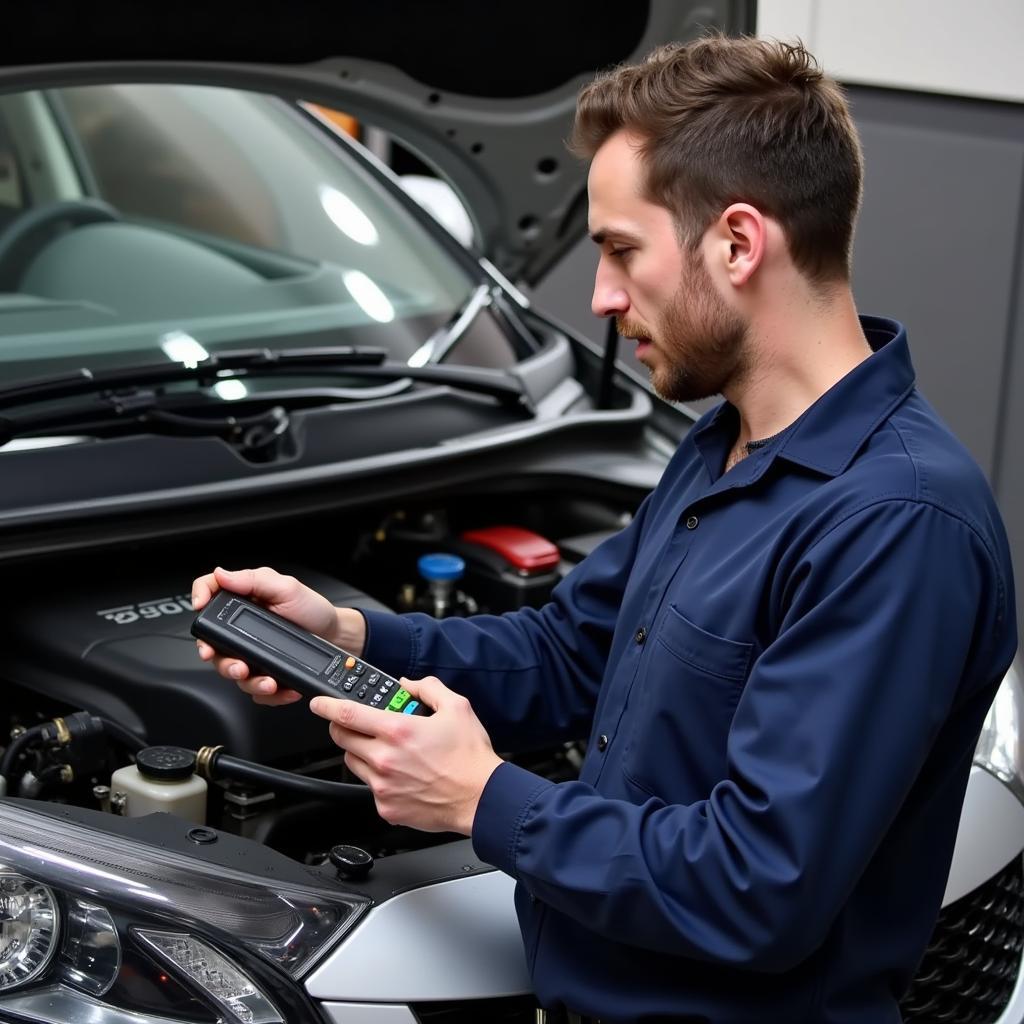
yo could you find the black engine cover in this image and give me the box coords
[2,566,390,762]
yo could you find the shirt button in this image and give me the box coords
[686,515,699,530]
[634,626,647,645]
[597,734,609,752]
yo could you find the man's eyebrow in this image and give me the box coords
[589,227,643,245]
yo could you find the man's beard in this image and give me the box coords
[617,252,748,403]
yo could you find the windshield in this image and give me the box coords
[0,83,505,384]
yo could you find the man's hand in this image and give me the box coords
[311,676,503,835]
[191,566,366,705]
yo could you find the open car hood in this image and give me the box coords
[0,0,754,285]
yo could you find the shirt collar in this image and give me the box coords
[692,316,916,483]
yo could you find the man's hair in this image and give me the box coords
[569,34,863,284]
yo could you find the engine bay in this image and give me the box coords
[0,487,634,869]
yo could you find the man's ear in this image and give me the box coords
[709,203,766,287]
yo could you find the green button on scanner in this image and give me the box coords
[387,688,411,712]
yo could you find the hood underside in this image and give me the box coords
[0,0,755,283]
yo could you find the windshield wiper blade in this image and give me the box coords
[0,346,390,409]
[0,347,532,429]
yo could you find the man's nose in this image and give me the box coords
[591,263,629,319]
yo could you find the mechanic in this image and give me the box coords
[193,35,1017,1024]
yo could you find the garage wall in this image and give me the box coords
[532,2,1024,641]
[757,0,1024,104]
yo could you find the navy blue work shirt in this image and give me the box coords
[361,316,1017,1023]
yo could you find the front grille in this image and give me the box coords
[413,995,539,1023]
[901,856,1024,1023]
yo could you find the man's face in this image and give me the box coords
[588,131,748,403]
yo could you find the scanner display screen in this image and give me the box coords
[232,607,332,673]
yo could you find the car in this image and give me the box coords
[0,4,1021,1023]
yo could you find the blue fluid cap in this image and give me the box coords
[418,553,465,582]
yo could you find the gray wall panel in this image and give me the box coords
[852,119,1023,477]
[998,198,1024,639]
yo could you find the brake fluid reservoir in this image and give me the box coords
[110,746,207,824]
[417,553,467,618]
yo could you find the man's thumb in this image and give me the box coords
[398,675,450,712]
[214,566,293,607]
[213,567,254,594]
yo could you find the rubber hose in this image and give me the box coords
[94,716,370,805]
[0,723,52,780]
[212,752,374,806]
[98,717,146,753]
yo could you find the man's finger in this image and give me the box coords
[255,689,304,706]
[223,659,250,680]
[328,723,379,760]
[342,748,374,786]
[310,695,395,738]
[239,674,276,695]
[233,673,303,704]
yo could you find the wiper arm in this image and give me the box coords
[407,283,492,367]
[329,362,529,406]
[0,346,390,409]
[0,346,533,447]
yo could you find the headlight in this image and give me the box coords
[0,873,59,991]
[58,897,120,996]
[0,801,369,1023]
[974,656,1024,800]
[136,930,282,1024]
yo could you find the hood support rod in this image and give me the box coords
[597,317,619,409]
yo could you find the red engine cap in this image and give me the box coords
[460,526,561,573]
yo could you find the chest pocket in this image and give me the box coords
[622,603,754,801]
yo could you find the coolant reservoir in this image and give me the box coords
[110,746,207,824]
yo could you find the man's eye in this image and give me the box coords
[609,247,633,259]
